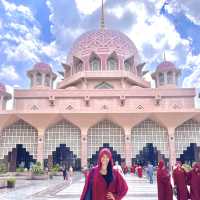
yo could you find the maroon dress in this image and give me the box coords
[157,160,173,200]
[173,166,189,200]
[80,148,128,200]
[187,163,200,200]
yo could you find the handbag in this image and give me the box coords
[84,169,95,200]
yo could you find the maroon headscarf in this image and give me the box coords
[158,160,165,169]
[97,148,114,170]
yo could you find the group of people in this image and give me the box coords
[158,160,200,200]
[80,147,200,200]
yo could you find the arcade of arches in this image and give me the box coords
[0,118,200,171]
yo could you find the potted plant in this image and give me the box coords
[7,178,16,188]
[31,162,47,180]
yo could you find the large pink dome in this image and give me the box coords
[67,29,140,65]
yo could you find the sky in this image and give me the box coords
[0,0,200,109]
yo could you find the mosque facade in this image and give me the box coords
[0,6,200,171]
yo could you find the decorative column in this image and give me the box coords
[37,128,45,167]
[168,127,176,170]
[81,127,88,168]
[124,127,132,168]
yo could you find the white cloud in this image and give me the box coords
[75,0,104,15]
[182,53,200,88]
[0,65,19,81]
[1,0,34,21]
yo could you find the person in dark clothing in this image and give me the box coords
[62,166,67,180]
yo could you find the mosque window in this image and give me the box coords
[95,82,114,89]
[90,58,101,71]
[74,62,83,73]
[107,57,118,70]
[36,72,42,85]
[30,74,34,87]
[167,71,173,84]
[45,74,50,87]
[124,61,131,71]
[73,57,83,73]
[158,72,164,85]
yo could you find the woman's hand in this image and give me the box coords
[106,192,115,200]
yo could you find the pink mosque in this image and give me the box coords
[0,3,200,172]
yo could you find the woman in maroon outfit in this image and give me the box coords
[187,162,200,200]
[157,160,173,200]
[80,148,128,200]
[172,161,189,200]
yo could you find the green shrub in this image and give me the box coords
[16,167,24,172]
[51,164,60,173]
[0,163,7,174]
[7,178,16,188]
[32,162,44,175]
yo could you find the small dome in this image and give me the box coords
[0,83,6,92]
[33,63,52,73]
[157,61,176,71]
[67,29,140,66]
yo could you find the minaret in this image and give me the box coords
[100,0,105,29]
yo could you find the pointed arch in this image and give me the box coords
[73,56,83,73]
[0,119,38,160]
[107,51,118,70]
[124,55,134,72]
[89,52,101,71]
[131,119,169,160]
[44,119,81,159]
[87,119,125,159]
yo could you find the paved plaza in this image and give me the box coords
[0,174,166,200]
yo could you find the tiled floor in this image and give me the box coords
[0,174,175,200]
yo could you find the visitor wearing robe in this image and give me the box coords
[172,161,190,200]
[187,162,200,200]
[157,160,173,200]
[80,148,128,200]
[137,165,143,178]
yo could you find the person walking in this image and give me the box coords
[172,161,190,200]
[147,162,154,184]
[157,160,173,200]
[187,162,200,200]
[80,148,128,200]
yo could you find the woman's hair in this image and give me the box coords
[106,160,113,185]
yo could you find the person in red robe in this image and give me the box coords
[130,164,136,175]
[80,148,128,200]
[187,162,200,200]
[157,160,173,200]
[172,161,190,200]
[137,165,143,178]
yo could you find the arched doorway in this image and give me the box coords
[131,119,169,166]
[44,120,81,170]
[52,144,81,170]
[0,120,38,171]
[87,119,125,166]
[7,144,36,172]
[88,143,122,166]
[132,143,167,166]
[175,119,200,164]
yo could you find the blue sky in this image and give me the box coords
[0,0,200,108]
